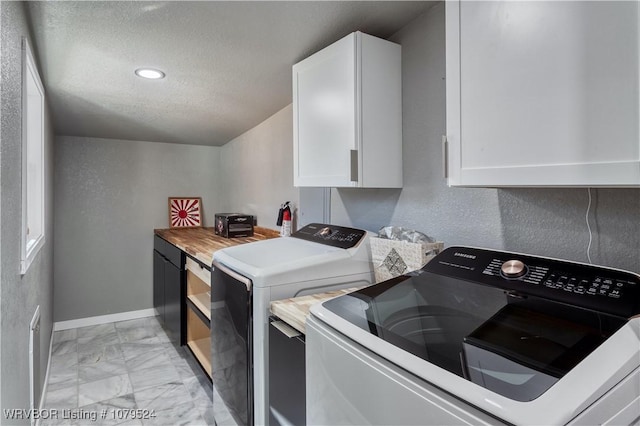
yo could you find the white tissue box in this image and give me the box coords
[370,237,444,283]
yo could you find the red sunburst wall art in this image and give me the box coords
[168,197,202,228]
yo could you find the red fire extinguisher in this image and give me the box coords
[277,201,292,237]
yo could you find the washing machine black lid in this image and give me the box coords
[291,223,367,249]
[322,246,639,402]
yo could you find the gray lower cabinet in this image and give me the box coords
[153,235,185,345]
[269,319,306,425]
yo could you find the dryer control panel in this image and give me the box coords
[423,246,640,318]
[292,223,367,249]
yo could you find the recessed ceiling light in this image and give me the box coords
[135,68,165,79]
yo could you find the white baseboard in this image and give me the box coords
[53,308,157,331]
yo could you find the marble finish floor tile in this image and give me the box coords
[50,351,79,373]
[80,394,137,426]
[134,382,194,412]
[79,358,128,384]
[44,384,78,410]
[77,323,117,338]
[117,326,160,343]
[52,328,77,344]
[125,349,173,373]
[78,331,121,350]
[47,367,79,392]
[120,339,165,361]
[79,374,133,407]
[79,343,124,365]
[143,400,205,426]
[44,316,213,425]
[129,364,181,392]
[51,340,77,357]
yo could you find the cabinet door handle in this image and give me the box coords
[271,320,302,338]
[442,135,448,179]
[350,149,358,182]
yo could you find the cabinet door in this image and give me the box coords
[164,261,183,345]
[153,250,165,323]
[446,1,640,187]
[269,322,306,425]
[293,33,356,187]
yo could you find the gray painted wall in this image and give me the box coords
[219,105,299,230]
[1,1,55,420]
[49,2,639,330]
[53,137,220,321]
[331,3,640,273]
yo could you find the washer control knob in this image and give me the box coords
[501,260,527,278]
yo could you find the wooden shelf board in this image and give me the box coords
[188,337,211,378]
[187,293,211,321]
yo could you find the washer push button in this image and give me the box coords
[574,279,589,295]
[539,272,628,300]
[608,289,622,299]
[591,277,625,299]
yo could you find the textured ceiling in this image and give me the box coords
[26,1,436,146]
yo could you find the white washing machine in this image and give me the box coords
[307,246,640,425]
[210,223,375,426]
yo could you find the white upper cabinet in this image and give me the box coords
[293,31,402,188]
[446,1,640,187]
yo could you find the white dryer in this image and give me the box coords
[210,223,374,426]
[307,246,640,425]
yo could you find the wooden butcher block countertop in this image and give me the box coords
[270,287,365,335]
[155,226,280,267]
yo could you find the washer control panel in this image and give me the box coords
[292,223,367,249]
[483,258,634,300]
[425,246,640,318]
[543,274,629,299]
